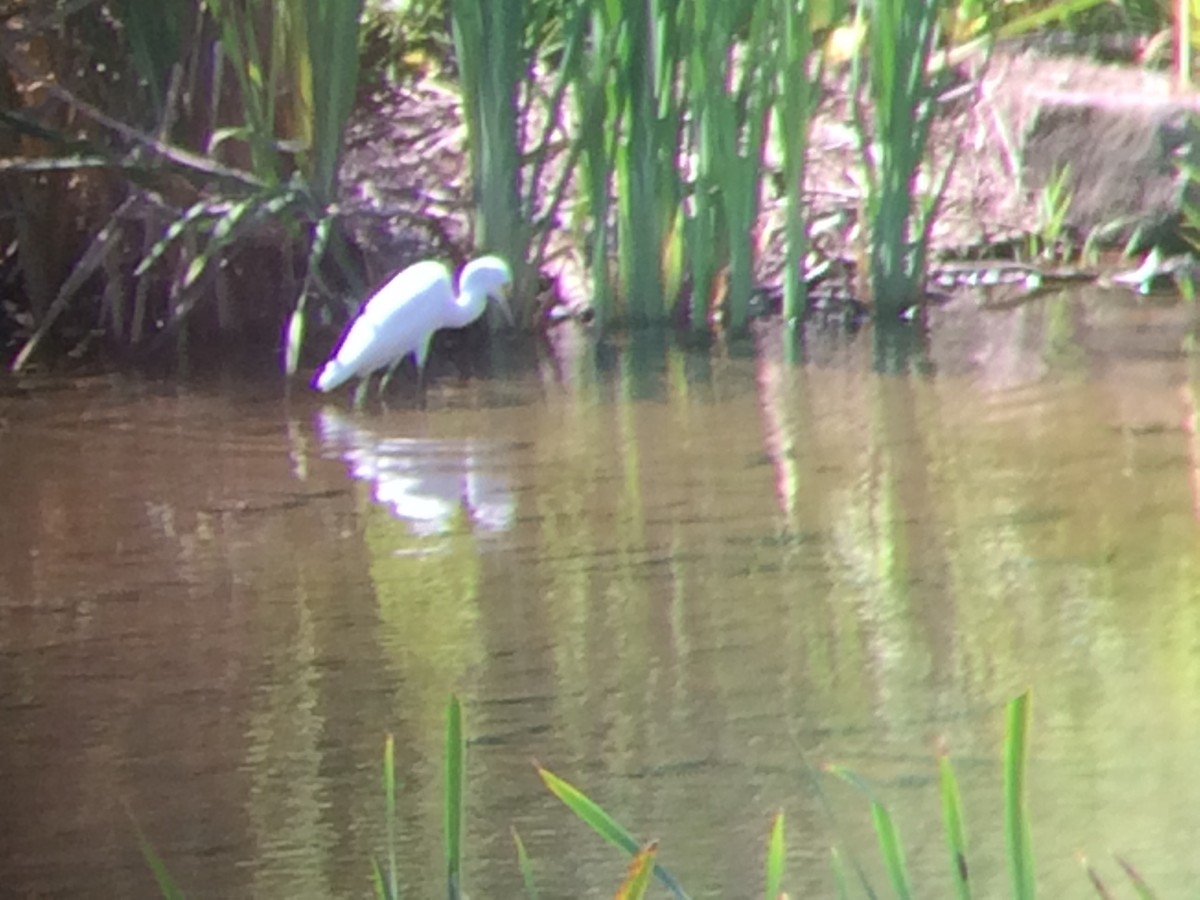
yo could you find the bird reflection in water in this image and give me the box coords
[316,409,515,538]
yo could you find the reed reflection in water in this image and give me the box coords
[2,289,1200,897]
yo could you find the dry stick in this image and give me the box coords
[10,196,139,371]
[0,29,264,192]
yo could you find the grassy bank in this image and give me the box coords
[0,0,1182,371]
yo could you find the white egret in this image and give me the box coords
[313,255,513,394]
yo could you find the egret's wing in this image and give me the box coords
[315,260,454,391]
[358,260,450,327]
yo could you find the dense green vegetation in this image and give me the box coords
[0,0,1186,370]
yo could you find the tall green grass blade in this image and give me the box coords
[113,0,186,118]
[938,745,971,900]
[830,847,851,900]
[720,0,775,331]
[286,213,334,375]
[449,0,528,297]
[537,764,690,900]
[370,859,387,900]
[512,827,540,900]
[304,0,364,204]
[827,764,903,900]
[370,734,399,899]
[384,732,399,900]
[445,695,465,899]
[851,0,945,314]
[538,764,641,853]
[776,0,818,323]
[615,0,665,322]
[869,799,913,900]
[136,829,187,900]
[764,811,786,899]
[1005,690,1036,900]
[566,14,615,323]
[203,0,279,182]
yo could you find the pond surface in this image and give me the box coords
[4,287,1200,899]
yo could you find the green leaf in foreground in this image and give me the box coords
[938,741,971,900]
[870,798,913,900]
[830,846,851,900]
[536,764,690,900]
[1004,690,1035,900]
[827,765,912,900]
[372,732,399,900]
[137,831,186,900]
[512,827,539,900]
[765,811,785,900]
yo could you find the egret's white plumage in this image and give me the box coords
[314,255,513,393]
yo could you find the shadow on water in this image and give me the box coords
[5,287,1200,897]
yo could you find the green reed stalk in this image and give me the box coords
[683,0,773,331]
[828,765,915,900]
[512,828,540,899]
[615,0,666,322]
[115,0,188,120]
[450,0,528,307]
[683,0,722,328]
[775,0,817,324]
[445,695,465,899]
[566,5,619,325]
[939,745,972,900]
[567,0,683,325]
[1005,690,1036,900]
[371,734,400,900]
[719,2,773,331]
[851,0,945,316]
[202,0,284,183]
[137,830,187,900]
[304,0,364,205]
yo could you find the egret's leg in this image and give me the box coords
[416,363,428,410]
[414,335,433,410]
[379,355,406,396]
[353,377,370,409]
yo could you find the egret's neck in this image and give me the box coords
[447,288,489,328]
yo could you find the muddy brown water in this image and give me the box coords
[4,288,1200,898]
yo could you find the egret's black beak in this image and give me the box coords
[491,286,515,326]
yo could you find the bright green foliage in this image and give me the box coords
[775,0,822,325]
[448,0,824,329]
[450,0,528,300]
[851,0,947,316]
[684,0,776,330]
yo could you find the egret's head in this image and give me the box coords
[460,255,514,324]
